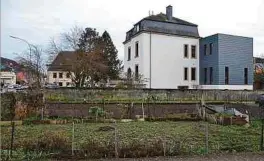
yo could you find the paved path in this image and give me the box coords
[100,153,264,161]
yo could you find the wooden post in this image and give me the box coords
[72,122,75,156]
[10,121,15,158]
[41,107,44,120]
[205,122,209,154]
[114,121,119,158]
[141,102,145,120]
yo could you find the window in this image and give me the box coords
[135,42,139,57]
[59,82,63,86]
[59,73,63,78]
[66,73,70,78]
[209,43,213,55]
[204,68,207,84]
[191,67,196,81]
[66,82,70,86]
[204,44,207,55]
[135,65,139,80]
[53,73,57,78]
[184,67,188,80]
[127,68,132,79]
[191,45,196,58]
[128,47,131,61]
[225,67,229,85]
[136,24,140,32]
[184,44,188,58]
[209,67,213,84]
[244,68,248,84]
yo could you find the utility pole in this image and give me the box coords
[9,35,36,85]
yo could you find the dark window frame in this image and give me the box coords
[191,67,196,81]
[225,67,229,85]
[209,67,213,84]
[53,73,57,78]
[209,43,213,55]
[184,44,188,58]
[184,67,188,81]
[59,72,63,78]
[128,47,131,61]
[204,68,207,84]
[135,65,139,80]
[244,68,248,85]
[66,73,70,78]
[135,42,139,57]
[204,44,207,56]
[58,82,63,86]
[191,45,196,58]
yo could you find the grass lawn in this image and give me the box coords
[0,121,262,159]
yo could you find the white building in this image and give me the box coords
[123,5,200,89]
[47,51,74,87]
[0,71,16,85]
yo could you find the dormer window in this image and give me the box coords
[136,25,139,32]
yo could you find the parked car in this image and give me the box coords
[45,83,59,89]
[256,94,264,104]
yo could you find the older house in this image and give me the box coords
[47,51,74,87]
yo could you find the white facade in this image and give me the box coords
[0,71,16,85]
[47,71,73,87]
[124,32,200,89]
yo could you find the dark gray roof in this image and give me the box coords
[144,13,197,26]
[124,13,199,43]
[47,51,76,71]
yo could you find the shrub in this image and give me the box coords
[20,131,70,152]
[1,92,16,120]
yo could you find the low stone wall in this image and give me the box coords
[44,89,262,102]
[45,102,261,119]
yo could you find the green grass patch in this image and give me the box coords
[1,121,261,159]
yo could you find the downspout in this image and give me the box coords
[149,31,152,89]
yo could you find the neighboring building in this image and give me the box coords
[0,57,26,85]
[123,5,200,89]
[199,34,253,90]
[47,51,74,87]
[0,71,16,85]
[253,57,264,89]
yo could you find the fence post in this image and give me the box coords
[72,121,75,156]
[41,107,44,120]
[114,121,119,158]
[205,122,209,154]
[10,121,15,158]
[141,102,145,120]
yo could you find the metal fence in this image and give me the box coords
[1,119,263,160]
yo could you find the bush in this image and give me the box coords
[1,92,16,120]
[20,131,70,152]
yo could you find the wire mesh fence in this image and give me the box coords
[1,119,263,160]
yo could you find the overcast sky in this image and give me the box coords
[1,0,264,61]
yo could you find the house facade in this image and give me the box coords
[47,51,74,87]
[199,34,253,90]
[123,5,200,89]
[0,71,16,85]
[124,5,254,90]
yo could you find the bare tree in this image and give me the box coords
[17,45,45,88]
[46,37,62,63]
[46,26,83,64]
[62,25,83,50]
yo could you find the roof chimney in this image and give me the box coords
[166,5,173,20]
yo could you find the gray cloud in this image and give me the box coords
[1,0,263,60]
